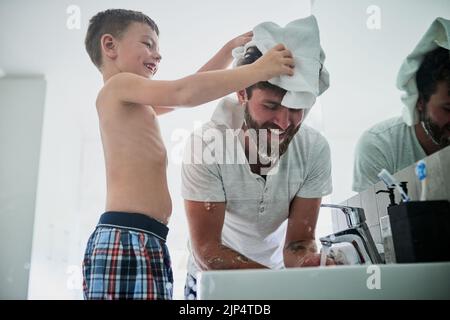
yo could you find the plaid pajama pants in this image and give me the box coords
[82,212,173,300]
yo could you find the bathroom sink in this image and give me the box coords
[197,262,450,299]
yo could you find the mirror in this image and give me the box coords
[312,0,449,202]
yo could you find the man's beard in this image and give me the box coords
[420,110,450,148]
[243,105,300,165]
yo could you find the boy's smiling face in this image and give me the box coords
[111,22,161,78]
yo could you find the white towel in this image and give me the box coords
[232,15,329,110]
[397,17,450,126]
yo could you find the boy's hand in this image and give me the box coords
[254,44,295,80]
[197,31,253,73]
[225,31,253,51]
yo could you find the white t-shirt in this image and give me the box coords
[353,116,426,192]
[181,97,332,277]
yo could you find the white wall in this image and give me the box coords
[0,76,46,299]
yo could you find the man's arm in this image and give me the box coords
[185,200,267,270]
[283,196,335,267]
[102,44,293,109]
[152,32,253,116]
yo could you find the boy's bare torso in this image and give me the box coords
[96,92,172,224]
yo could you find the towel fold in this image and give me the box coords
[397,17,450,126]
[232,15,329,110]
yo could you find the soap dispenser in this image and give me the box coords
[376,187,397,263]
[376,187,396,207]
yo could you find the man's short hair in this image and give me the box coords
[237,46,287,99]
[85,9,159,69]
[416,47,450,104]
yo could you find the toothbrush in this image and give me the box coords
[378,169,411,202]
[415,160,427,201]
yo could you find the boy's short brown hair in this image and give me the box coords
[85,9,159,69]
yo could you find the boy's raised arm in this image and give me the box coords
[151,31,253,116]
[106,44,294,108]
[197,31,253,72]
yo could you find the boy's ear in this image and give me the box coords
[100,34,118,60]
[237,89,247,104]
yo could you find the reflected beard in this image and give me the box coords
[421,113,450,148]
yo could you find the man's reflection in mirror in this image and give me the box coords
[353,18,450,192]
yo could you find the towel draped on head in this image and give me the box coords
[397,17,450,126]
[232,15,329,110]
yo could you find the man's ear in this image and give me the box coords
[416,97,427,121]
[417,96,426,112]
[100,34,118,60]
[237,89,247,104]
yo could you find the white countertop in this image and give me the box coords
[197,262,450,300]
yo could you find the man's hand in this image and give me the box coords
[296,252,336,267]
[284,239,336,267]
[283,198,334,268]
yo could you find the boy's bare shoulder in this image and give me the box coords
[96,72,150,107]
[96,73,143,109]
[98,72,139,97]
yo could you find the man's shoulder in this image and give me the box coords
[285,124,330,164]
[357,116,409,149]
[293,124,329,148]
[189,120,225,141]
[354,118,406,161]
[364,116,407,137]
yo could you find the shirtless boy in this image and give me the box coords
[81,9,294,299]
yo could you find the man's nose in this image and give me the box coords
[273,108,291,131]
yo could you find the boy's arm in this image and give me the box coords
[196,31,253,72]
[153,31,253,116]
[105,44,293,109]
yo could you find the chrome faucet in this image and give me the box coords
[320,204,383,264]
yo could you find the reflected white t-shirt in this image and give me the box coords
[353,116,426,192]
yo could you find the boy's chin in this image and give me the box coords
[136,67,154,79]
